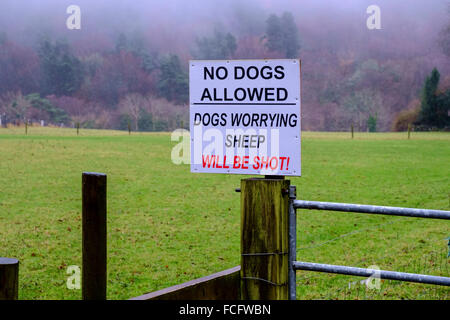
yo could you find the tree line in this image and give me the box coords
[0,8,448,132]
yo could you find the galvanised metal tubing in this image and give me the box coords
[293,262,450,286]
[288,186,297,300]
[293,200,450,220]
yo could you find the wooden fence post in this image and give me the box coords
[240,177,290,300]
[82,172,107,300]
[0,258,19,300]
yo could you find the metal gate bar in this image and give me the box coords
[293,200,450,220]
[293,261,450,286]
[289,194,450,300]
[288,186,297,301]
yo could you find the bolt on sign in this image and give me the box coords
[190,59,301,176]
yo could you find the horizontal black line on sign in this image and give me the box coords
[192,102,297,105]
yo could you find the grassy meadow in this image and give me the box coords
[0,126,449,300]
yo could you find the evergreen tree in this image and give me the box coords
[416,68,449,129]
[265,14,283,53]
[26,93,69,124]
[367,114,377,132]
[138,109,153,131]
[194,30,237,60]
[115,33,159,73]
[265,12,300,58]
[280,12,300,58]
[115,33,128,53]
[38,38,84,96]
[157,54,188,104]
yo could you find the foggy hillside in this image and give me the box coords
[0,0,449,131]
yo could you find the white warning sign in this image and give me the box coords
[190,59,301,176]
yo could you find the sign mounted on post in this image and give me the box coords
[190,59,301,176]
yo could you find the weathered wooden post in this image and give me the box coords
[0,258,19,300]
[240,177,290,300]
[351,124,354,139]
[82,172,107,300]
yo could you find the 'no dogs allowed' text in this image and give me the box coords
[190,59,301,176]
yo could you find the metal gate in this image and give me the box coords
[287,186,450,300]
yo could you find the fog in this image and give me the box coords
[0,0,449,131]
[1,0,447,53]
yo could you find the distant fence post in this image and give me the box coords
[240,177,290,300]
[0,258,19,300]
[82,172,107,300]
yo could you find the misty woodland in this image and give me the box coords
[0,0,449,132]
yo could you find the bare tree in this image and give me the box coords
[0,91,31,125]
[118,93,150,131]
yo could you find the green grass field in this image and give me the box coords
[0,126,449,300]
